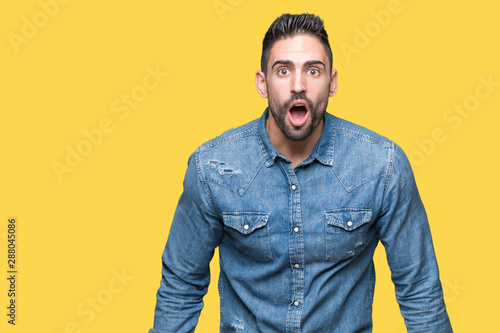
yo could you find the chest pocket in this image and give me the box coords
[222,212,272,262]
[325,208,372,261]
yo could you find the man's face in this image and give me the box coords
[256,34,337,142]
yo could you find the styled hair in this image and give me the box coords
[261,13,333,74]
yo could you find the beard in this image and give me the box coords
[267,89,330,142]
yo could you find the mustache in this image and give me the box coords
[283,93,313,109]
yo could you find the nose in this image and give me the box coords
[291,71,306,93]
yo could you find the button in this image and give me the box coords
[293,301,299,306]
[294,264,300,269]
[293,227,299,233]
[291,184,297,190]
[347,221,353,227]
[243,224,249,230]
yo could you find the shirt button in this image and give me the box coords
[293,227,299,233]
[293,301,299,306]
[347,221,353,227]
[243,224,249,230]
[291,184,297,190]
[294,264,300,269]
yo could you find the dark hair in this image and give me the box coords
[261,13,333,74]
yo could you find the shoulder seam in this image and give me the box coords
[332,124,392,147]
[196,127,259,152]
[382,141,396,199]
[193,150,218,211]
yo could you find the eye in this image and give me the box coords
[308,68,320,76]
[278,68,290,76]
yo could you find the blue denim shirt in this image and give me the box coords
[149,109,452,333]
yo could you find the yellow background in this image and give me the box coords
[1,0,498,332]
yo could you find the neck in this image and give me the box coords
[266,115,324,168]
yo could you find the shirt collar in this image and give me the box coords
[257,108,335,168]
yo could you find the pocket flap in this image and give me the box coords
[222,212,270,235]
[325,208,372,231]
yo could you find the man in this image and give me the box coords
[149,13,452,332]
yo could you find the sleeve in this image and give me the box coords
[149,152,224,333]
[376,143,453,332]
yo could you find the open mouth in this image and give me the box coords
[288,100,309,127]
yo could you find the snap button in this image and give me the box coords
[293,301,299,306]
[293,227,299,233]
[294,264,300,269]
[347,221,353,227]
[291,184,297,190]
[243,224,249,230]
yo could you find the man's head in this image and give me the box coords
[260,13,333,76]
[256,13,337,142]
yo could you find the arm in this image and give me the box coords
[149,153,223,333]
[376,144,453,332]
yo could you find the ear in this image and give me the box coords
[255,70,268,98]
[329,69,338,97]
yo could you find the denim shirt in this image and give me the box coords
[149,109,452,333]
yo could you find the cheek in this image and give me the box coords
[309,82,331,101]
[309,78,330,89]
[267,78,289,94]
[268,86,287,104]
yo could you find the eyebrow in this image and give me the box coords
[271,59,326,70]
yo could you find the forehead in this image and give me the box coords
[269,34,328,67]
